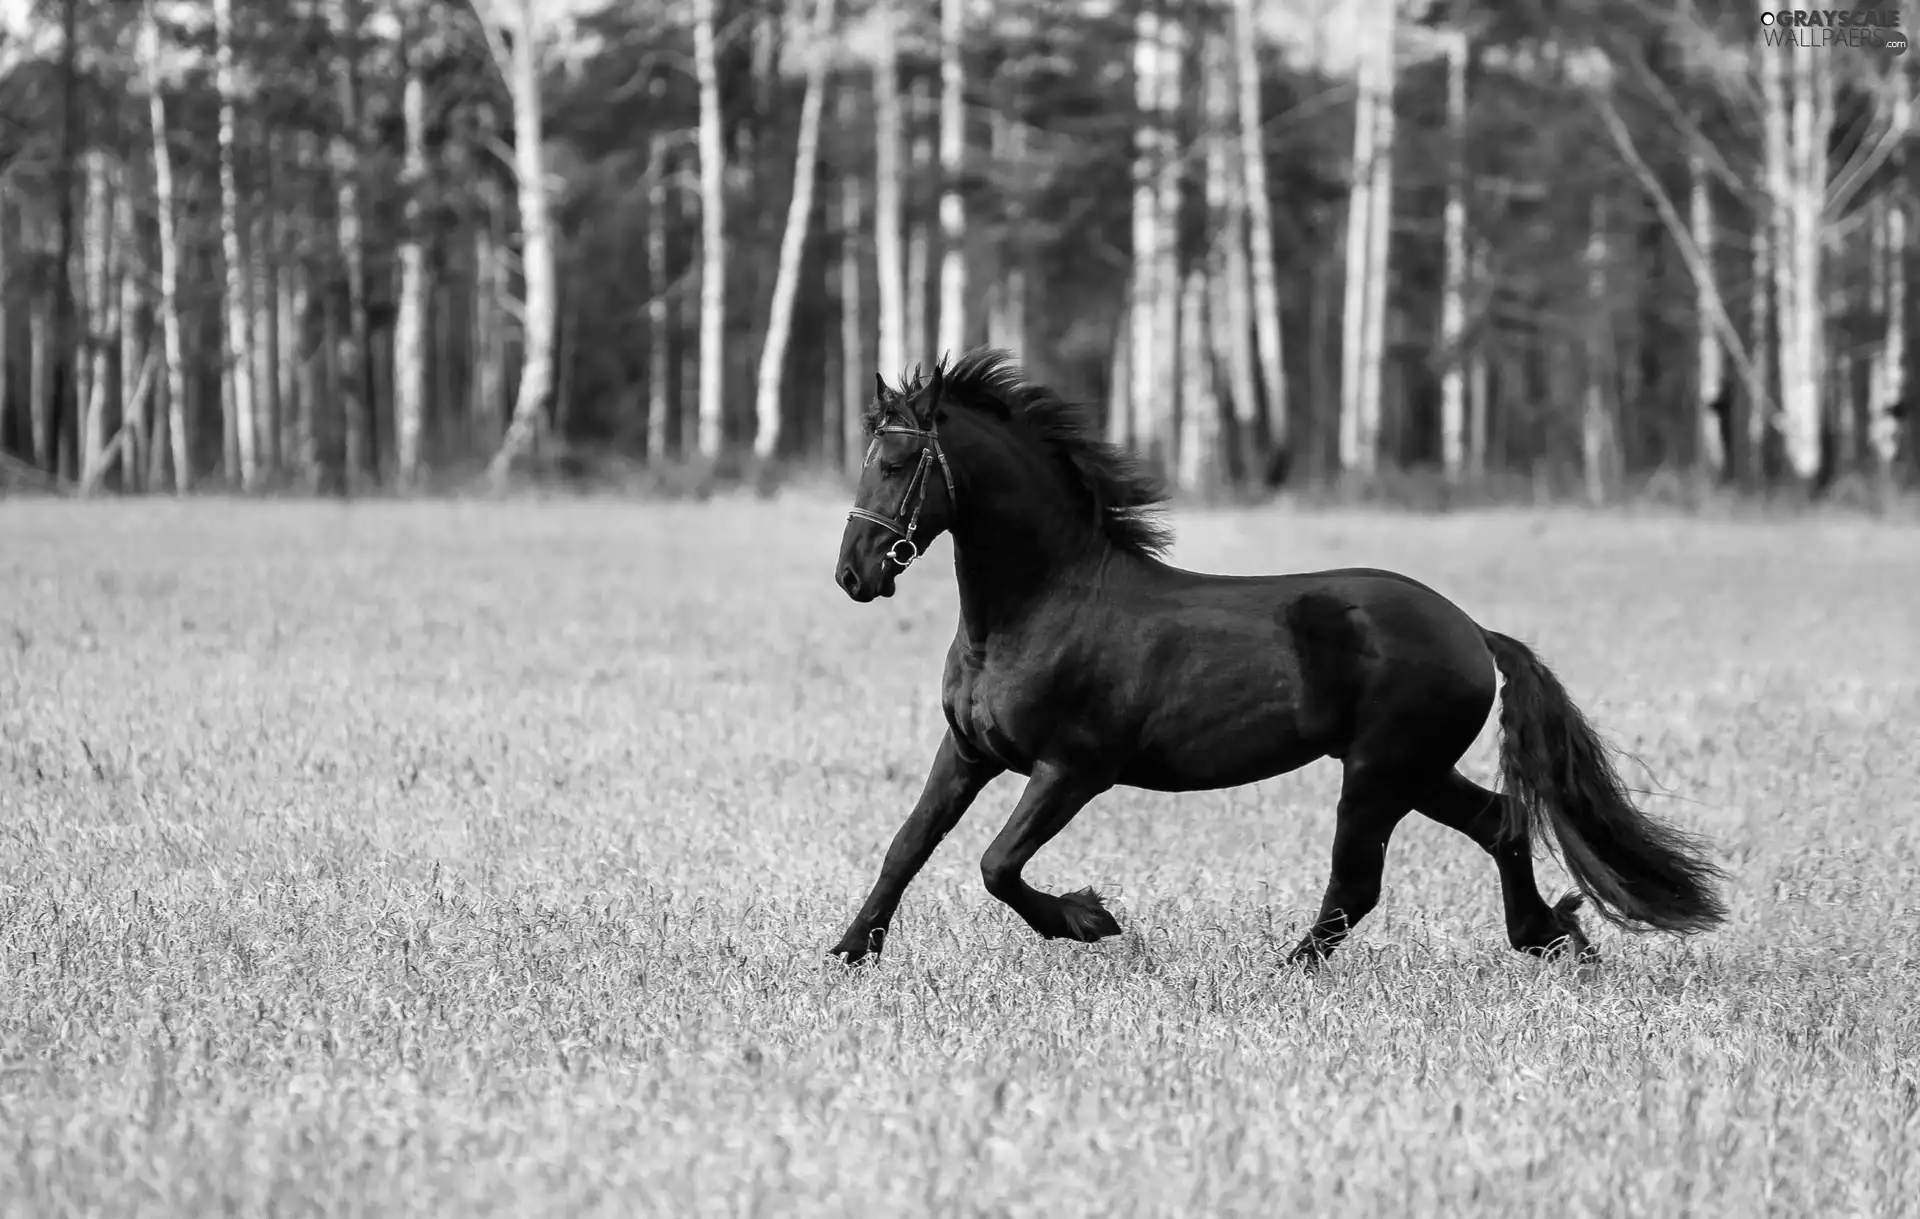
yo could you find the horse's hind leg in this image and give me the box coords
[978,762,1121,943]
[1414,770,1593,960]
[1286,760,1416,966]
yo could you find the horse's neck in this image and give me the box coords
[949,491,1107,652]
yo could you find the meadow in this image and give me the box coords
[2,495,1917,1217]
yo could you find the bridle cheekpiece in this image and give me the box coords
[847,418,957,569]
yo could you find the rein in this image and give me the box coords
[848,422,957,568]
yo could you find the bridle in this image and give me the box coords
[847,420,957,569]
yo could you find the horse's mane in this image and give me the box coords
[865,348,1174,558]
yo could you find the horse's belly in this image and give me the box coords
[1116,688,1325,793]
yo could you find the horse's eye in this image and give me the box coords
[879,461,905,476]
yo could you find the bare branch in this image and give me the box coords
[1591,86,1773,422]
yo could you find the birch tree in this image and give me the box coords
[1762,35,1810,483]
[48,0,79,480]
[329,0,370,492]
[986,103,1026,354]
[0,195,9,458]
[215,0,259,488]
[1340,0,1394,475]
[1583,194,1615,505]
[645,134,671,463]
[117,169,151,490]
[78,150,115,493]
[693,0,725,459]
[907,77,932,363]
[1151,17,1183,464]
[477,0,559,483]
[1233,0,1286,449]
[254,189,280,473]
[1124,7,1163,453]
[1689,147,1725,477]
[1437,29,1468,482]
[873,0,906,380]
[1205,27,1258,466]
[471,147,506,457]
[394,5,430,485]
[1176,265,1218,492]
[1778,45,1830,483]
[1870,69,1909,475]
[935,0,966,359]
[839,84,868,469]
[753,0,836,461]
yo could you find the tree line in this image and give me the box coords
[0,0,1914,502]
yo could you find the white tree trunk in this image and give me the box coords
[1764,35,1802,481]
[29,291,50,469]
[1338,18,1379,474]
[907,78,932,365]
[117,173,146,489]
[986,111,1011,350]
[482,0,558,481]
[276,155,301,471]
[1176,267,1217,492]
[1233,0,1286,447]
[394,22,429,485]
[1438,29,1468,481]
[1467,239,1489,479]
[79,150,116,493]
[645,136,671,463]
[331,1,369,489]
[1107,316,1131,448]
[1205,29,1258,455]
[873,0,906,380]
[1583,194,1614,506]
[1689,147,1725,476]
[1779,46,1829,483]
[1127,8,1162,455]
[214,0,258,489]
[838,85,867,468]
[753,0,836,460]
[936,0,967,359]
[469,171,504,454]
[287,135,320,477]
[254,184,280,473]
[0,194,9,455]
[1151,19,1183,466]
[1750,213,1773,475]
[693,0,726,458]
[1872,70,1910,473]
[1357,5,1396,473]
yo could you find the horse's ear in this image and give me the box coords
[874,372,891,403]
[920,362,946,424]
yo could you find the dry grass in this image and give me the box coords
[2,496,1918,1218]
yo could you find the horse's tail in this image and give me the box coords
[1481,629,1729,935]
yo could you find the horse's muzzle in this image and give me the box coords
[836,561,896,602]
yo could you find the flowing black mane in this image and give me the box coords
[864,349,1174,558]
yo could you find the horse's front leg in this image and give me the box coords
[829,730,1003,965]
[979,761,1121,943]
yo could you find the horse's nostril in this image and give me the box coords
[838,566,861,597]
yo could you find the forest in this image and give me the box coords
[0,0,1913,503]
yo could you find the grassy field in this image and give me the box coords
[2,496,1917,1217]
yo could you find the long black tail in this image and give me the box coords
[1482,629,1729,934]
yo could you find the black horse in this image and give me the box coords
[830,349,1727,968]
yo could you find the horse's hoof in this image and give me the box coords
[827,927,884,967]
[1057,887,1122,942]
[1285,940,1329,972]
